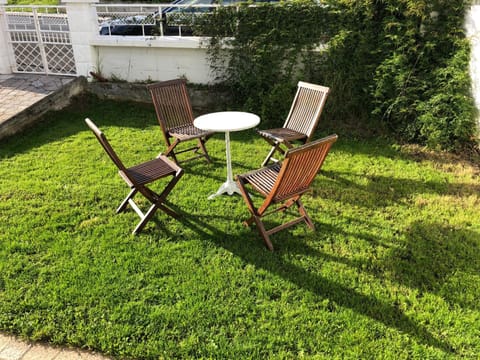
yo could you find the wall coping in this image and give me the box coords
[90,36,208,49]
[61,0,99,4]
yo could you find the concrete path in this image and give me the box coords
[0,333,110,360]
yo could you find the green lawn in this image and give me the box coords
[0,94,479,359]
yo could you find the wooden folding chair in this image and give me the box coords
[236,134,338,251]
[257,81,330,166]
[147,79,215,165]
[85,118,184,234]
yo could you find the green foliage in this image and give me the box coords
[7,0,58,5]
[199,1,329,125]
[200,0,478,151]
[0,96,479,357]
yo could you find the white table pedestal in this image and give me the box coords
[208,131,242,199]
[193,111,260,200]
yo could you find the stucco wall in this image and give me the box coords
[91,37,213,84]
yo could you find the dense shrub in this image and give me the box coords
[199,0,478,151]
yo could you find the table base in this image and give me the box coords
[208,179,242,200]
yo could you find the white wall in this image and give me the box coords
[64,0,99,77]
[0,0,12,74]
[465,4,480,128]
[90,37,214,84]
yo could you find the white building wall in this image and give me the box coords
[91,37,213,83]
[64,0,100,77]
[0,0,12,74]
[465,4,480,128]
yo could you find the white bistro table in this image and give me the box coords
[194,111,260,199]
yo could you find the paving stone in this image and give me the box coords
[0,334,12,352]
[54,349,108,360]
[21,344,60,360]
[0,338,31,360]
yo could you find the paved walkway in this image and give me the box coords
[0,74,75,126]
[0,333,109,360]
[0,73,110,359]
[0,333,110,360]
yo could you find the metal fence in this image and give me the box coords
[95,3,222,37]
[4,5,76,75]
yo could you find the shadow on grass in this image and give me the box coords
[0,94,162,158]
[315,170,480,311]
[170,207,455,354]
[386,221,480,310]
[319,170,480,207]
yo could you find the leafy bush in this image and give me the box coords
[199,0,478,151]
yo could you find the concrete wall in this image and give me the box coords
[87,81,227,113]
[91,37,213,83]
[0,76,87,141]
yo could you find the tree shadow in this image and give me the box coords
[170,207,455,354]
[383,220,480,310]
[0,94,158,159]
[319,170,480,208]
[312,170,480,311]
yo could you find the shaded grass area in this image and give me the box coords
[0,95,479,358]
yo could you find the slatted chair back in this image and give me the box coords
[236,134,338,250]
[269,134,337,203]
[283,81,330,140]
[85,118,128,174]
[147,79,195,134]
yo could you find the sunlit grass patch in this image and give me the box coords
[0,95,479,358]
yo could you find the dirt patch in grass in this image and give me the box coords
[400,144,480,176]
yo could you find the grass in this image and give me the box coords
[7,0,59,5]
[0,94,479,359]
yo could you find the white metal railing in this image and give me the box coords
[4,5,76,75]
[95,3,229,37]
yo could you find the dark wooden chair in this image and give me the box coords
[147,79,215,165]
[85,118,184,234]
[236,134,338,251]
[257,81,330,166]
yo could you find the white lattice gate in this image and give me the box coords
[4,6,76,75]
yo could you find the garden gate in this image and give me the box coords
[3,6,76,75]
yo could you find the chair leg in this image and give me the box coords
[261,144,279,167]
[252,216,274,251]
[297,199,315,230]
[157,203,181,219]
[117,188,137,213]
[163,139,180,164]
[197,138,212,163]
[132,203,158,235]
[132,199,181,235]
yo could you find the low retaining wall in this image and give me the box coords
[87,81,228,112]
[0,76,228,142]
[0,76,87,141]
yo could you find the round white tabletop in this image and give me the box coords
[194,111,260,132]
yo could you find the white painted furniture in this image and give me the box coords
[194,111,260,199]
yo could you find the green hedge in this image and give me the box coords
[198,0,478,152]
